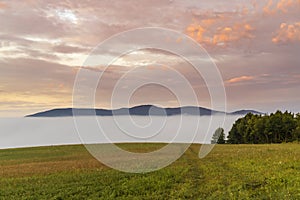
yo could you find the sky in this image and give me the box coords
[0,0,300,117]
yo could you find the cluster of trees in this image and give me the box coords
[226,111,300,144]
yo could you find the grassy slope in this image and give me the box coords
[0,143,299,200]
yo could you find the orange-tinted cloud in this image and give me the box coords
[176,37,182,43]
[186,23,208,43]
[227,76,254,84]
[213,27,232,42]
[277,0,300,12]
[186,22,254,47]
[264,0,300,15]
[213,24,254,45]
[0,1,7,9]
[263,0,276,15]
[272,22,300,44]
[201,18,217,27]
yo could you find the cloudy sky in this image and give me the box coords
[1,0,300,116]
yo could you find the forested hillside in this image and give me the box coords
[227,111,300,144]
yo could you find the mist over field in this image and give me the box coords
[0,115,242,149]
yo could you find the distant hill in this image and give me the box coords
[25,105,263,117]
[229,110,263,115]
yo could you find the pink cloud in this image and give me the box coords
[227,76,254,84]
[0,1,7,9]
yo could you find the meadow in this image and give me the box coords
[0,143,299,199]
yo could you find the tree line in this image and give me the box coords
[212,111,300,144]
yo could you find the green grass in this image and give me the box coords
[0,143,299,199]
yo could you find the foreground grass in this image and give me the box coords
[0,143,299,199]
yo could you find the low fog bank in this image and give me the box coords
[0,115,242,149]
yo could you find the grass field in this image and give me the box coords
[0,143,299,199]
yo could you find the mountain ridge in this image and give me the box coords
[25,105,263,117]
